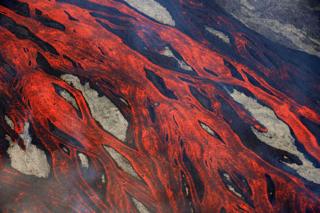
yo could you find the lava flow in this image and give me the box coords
[0,0,319,212]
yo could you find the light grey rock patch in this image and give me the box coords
[4,115,14,129]
[61,74,128,142]
[103,145,140,179]
[160,46,193,71]
[205,27,231,44]
[78,153,89,169]
[132,198,150,213]
[101,174,106,183]
[61,146,69,154]
[119,97,129,106]
[184,185,190,197]
[124,0,175,26]
[229,89,320,184]
[6,122,50,178]
[199,121,217,137]
[20,122,32,146]
[222,172,243,198]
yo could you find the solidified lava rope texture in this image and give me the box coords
[0,0,319,212]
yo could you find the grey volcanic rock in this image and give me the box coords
[229,89,320,184]
[6,122,51,178]
[61,74,129,142]
[215,0,320,57]
[124,0,175,26]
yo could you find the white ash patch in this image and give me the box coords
[103,145,140,179]
[6,122,50,178]
[230,89,320,184]
[61,74,128,142]
[205,27,230,44]
[132,197,150,213]
[78,153,89,169]
[124,0,175,26]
